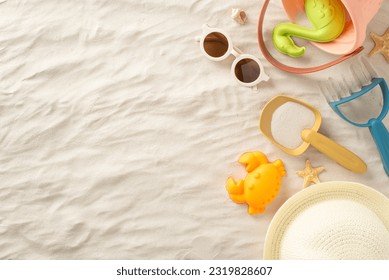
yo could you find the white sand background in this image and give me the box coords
[0,0,389,259]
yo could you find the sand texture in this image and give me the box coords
[1,0,389,259]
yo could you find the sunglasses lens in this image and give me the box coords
[235,58,261,83]
[203,32,229,58]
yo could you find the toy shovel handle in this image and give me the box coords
[369,119,389,176]
[301,129,367,173]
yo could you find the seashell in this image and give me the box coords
[231,8,247,25]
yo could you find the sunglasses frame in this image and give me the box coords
[199,24,269,88]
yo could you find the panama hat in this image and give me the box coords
[263,181,389,260]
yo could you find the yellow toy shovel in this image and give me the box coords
[259,95,367,173]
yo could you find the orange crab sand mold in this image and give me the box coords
[226,151,286,215]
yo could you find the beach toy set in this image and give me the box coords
[226,92,371,215]
[257,0,383,73]
[213,0,389,260]
[197,1,388,222]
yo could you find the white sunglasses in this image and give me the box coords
[199,24,269,89]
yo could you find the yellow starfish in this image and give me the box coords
[296,160,324,188]
[368,28,389,63]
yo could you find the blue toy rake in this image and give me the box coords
[320,58,389,176]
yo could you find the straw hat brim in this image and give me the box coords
[263,181,389,260]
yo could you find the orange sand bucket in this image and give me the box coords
[257,0,383,73]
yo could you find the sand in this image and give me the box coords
[1,0,389,259]
[271,102,316,149]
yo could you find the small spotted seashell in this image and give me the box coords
[231,8,247,25]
